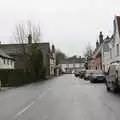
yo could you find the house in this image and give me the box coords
[60,58,85,73]
[103,16,120,71]
[92,16,120,72]
[101,16,120,72]
[0,49,15,69]
[109,16,120,63]
[0,37,56,77]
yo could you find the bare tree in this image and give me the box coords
[83,43,93,69]
[83,43,93,59]
[14,21,41,44]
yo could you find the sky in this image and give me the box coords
[0,0,120,57]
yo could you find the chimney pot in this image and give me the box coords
[28,34,32,44]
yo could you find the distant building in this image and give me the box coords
[59,58,86,73]
[0,49,15,69]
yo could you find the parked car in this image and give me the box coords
[74,72,80,77]
[105,61,120,93]
[89,70,105,83]
[84,70,96,80]
[79,70,86,78]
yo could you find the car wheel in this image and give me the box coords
[112,84,119,93]
[106,82,110,91]
[90,79,94,83]
[105,78,110,92]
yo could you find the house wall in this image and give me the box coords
[101,17,120,72]
[60,63,85,73]
[50,58,55,76]
[0,57,14,69]
[94,56,101,70]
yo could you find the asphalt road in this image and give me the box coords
[0,75,120,120]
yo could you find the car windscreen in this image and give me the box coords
[86,70,96,74]
[93,70,104,75]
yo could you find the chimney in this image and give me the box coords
[28,34,32,44]
[96,40,99,48]
[99,31,103,44]
[106,36,109,39]
[52,44,55,53]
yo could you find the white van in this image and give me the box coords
[106,61,120,93]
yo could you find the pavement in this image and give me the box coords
[0,74,120,120]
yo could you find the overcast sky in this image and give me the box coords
[0,0,120,56]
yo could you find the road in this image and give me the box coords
[0,75,120,120]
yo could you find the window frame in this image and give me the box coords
[116,44,119,56]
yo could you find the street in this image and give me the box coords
[0,75,120,120]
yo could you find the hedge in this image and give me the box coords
[0,69,29,87]
[0,68,47,87]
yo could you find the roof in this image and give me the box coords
[0,49,14,60]
[116,16,120,37]
[60,58,86,64]
[0,42,50,55]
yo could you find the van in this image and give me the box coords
[106,61,120,93]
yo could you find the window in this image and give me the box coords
[11,60,12,65]
[7,59,9,65]
[110,48,112,58]
[116,44,119,56]
[3,58,5,64]
[103,52,104,57]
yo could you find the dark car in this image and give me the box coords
[84,70,96,80]
[74,72,80,77]
[90,70,105,83]
[79,70,86,78]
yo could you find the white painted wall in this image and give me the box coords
[110,18,120,63]
[102,17,120,72]
[50,58,55,76]
[60,63,85,72]
[0,57,14,69]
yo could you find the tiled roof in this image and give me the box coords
[0,49,13,59]
[0,42,50,55]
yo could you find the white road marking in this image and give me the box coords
[15,100,35,118]
[14,91,47,118]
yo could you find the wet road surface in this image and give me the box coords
[0,74,120,120]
